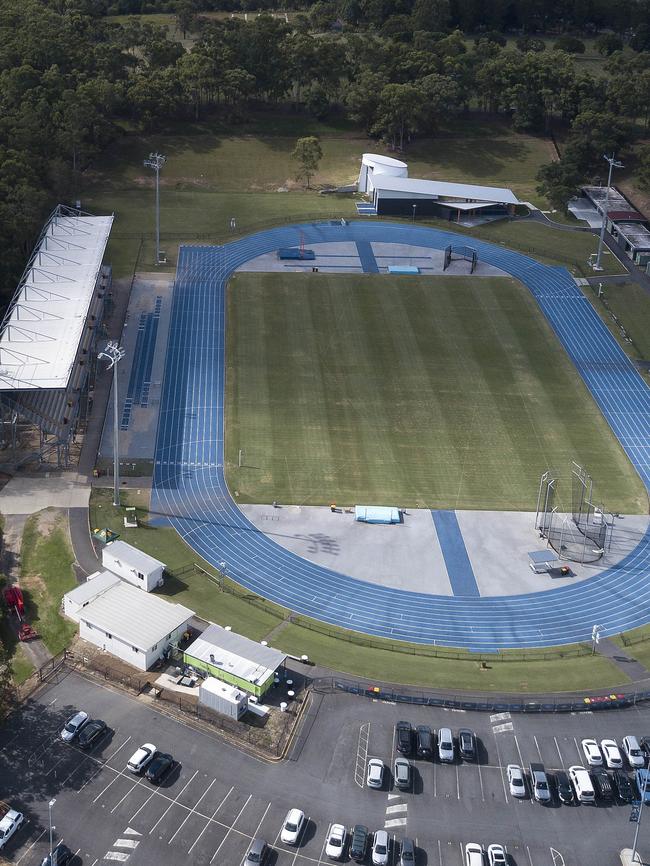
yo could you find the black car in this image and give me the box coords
[145,752,176,783]
[416,725,433,760]
[350,824,369,862]
[614,769,634,803]
[555,770,574,804]
[592,767,614,801]
[458,729,477,761]
[78,719,107,750]
[41,843,73,866]
[395,721,413,755]
[640,737,650,764]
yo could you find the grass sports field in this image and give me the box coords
[224,272,646,512]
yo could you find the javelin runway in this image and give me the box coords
[151,222,650,649]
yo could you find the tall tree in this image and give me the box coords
[292,136,323,188]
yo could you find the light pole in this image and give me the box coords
[98,341,126,507]
[144,152,166,265]
[48,798,56,860]
[631,774,648,863]
[591,623,603,654]
[593,154,623,271]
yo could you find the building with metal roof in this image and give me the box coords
[102,540,165,592]
[356,156,520,221]
[63,576,194,670]
[611,222,650,267]
[184,623,287,697]
[0,204,113,467]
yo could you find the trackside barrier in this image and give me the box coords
[317,677,650,713]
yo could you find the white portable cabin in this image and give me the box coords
[63,570,121,621]
[102,540,165,592]
[199,677,249,720]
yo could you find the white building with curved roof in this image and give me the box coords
[358,153,408,195]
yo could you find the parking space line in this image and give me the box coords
[187,785,233,855]
[554,738,565,770]
[526,846,534,866]
[551,848,565,866]
[316,828,328,866]
[289,814,310,866]
[355,722,370,788]
[573,737,583,763]
[93,772,124,804]
[492,734,509,804]
[455,763,460,799]
[110,779,143,814]
[106,736,132,763]
[437,839,443,866]
[476,761,485,801]
[168,778,216,844]
[433,760,437,798]
[514,736,533,805]
[130,787,157,823]
[15,828,46,864]
[209,793,251,863]
[150,770,198,834]
[533,736,543,762]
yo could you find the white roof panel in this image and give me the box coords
[0,207,113,391]
[185,623,286,685]
[65,570,121,605]
[372,175,520,204]
[76,581,194,652]
[362,153,408,169]
[104,540,166,573]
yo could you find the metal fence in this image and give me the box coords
[319,677,650,714]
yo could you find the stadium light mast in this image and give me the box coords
[144,152,166,265]
[593,154,623,271]
[98,341,125,507]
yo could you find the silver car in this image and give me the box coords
[243,838,268,866]
[372,830,390,866]
[60,711,89,742]
[367,758,385,789]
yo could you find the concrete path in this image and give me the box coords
[0,475,90,515]
[596,637,650,680]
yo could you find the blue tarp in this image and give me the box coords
[355,505,401,524]
[388,265,420,274]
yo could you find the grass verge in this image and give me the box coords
[88,487,632,692]
[21,510,78,656]
[225,272,645,511]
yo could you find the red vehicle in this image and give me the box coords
[18,623,39,642]
[3,586,24,619]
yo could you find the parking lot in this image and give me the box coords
[1,671,649,866]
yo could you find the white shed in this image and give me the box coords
[199,677,249,720]
[358,153,408,195]
[102,540,165,592]
[64,579,194,671]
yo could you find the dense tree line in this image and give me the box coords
[0,0,649,301]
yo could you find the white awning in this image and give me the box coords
[0,206,113,391]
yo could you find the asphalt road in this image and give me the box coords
[2,671,650,866]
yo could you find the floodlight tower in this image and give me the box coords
[144,152,166,265]
[593,154,623,271]
[98,341,126,507]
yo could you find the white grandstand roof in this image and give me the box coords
[0,206,113,391]
[372,175,520,204]
[362,153,408,169]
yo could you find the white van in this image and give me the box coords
[568,765,595,803]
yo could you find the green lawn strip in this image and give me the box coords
[584,281,650,363]
[89,488,287,641]
[225,272,646,511]
[275,623,627,692]
[20,512,77,656]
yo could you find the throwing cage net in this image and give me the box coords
[535,463,611,564]
[443,244,478,273]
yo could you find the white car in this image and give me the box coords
[127,743,157,774]
[367,758,385,789]
[465,842,484,866]
[60,710,89,742]
[281,808,305,845]
[438,727,454,763]
[623,736,646,769]
[581,738,603,766]
[325,824,346,860]
[0,810,25,849]
[600,739,623,768]
[488,845,506,866]
[507,764,526,798]
[372,829,390,866]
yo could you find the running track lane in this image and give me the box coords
[151,222,650,649]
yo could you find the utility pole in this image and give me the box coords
[144,152,166,265]
[593,154,623,271]
[48,799,56,861]
[98,341,126,507]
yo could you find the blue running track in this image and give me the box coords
[151,222,650,649]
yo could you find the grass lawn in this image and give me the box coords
[21,511,78,656]
[224,272,645,511]
[276,623,627,691]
